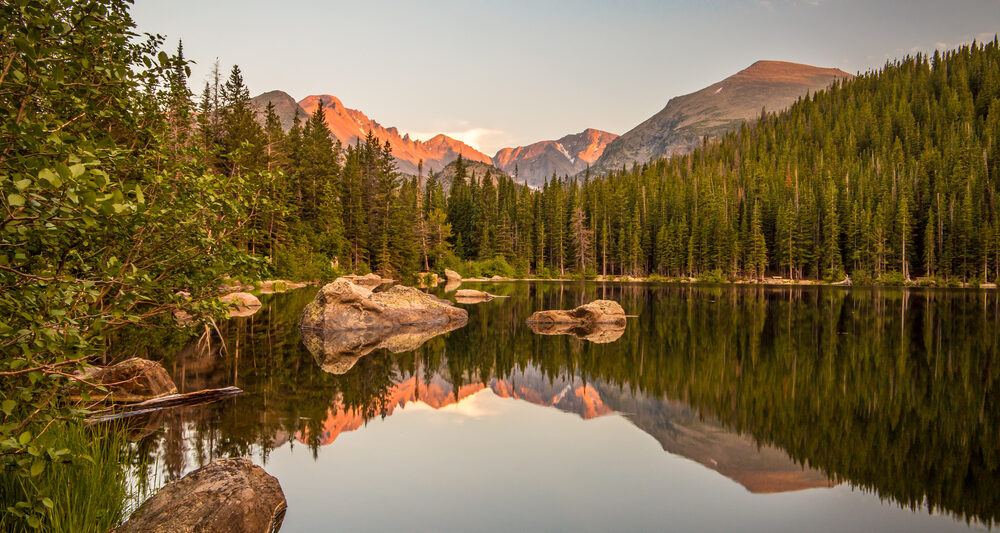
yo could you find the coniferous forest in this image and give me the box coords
[196,40,1000,285]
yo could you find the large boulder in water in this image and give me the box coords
[300,277,468,332]
[444,269,462,283]
[526,300,627,326]
[112,458,286,533]
[90,358,177,403]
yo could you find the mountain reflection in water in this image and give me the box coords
[113,282,1000,530]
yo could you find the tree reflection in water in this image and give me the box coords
[111,282,1000,526]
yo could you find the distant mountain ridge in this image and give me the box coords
[492,128,618,187]
[251,60,850,184]
[250,91,493,176]
[590,60,852,175]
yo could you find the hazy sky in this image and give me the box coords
[132,0,1000,155]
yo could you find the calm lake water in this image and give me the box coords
[117,282,1000,532]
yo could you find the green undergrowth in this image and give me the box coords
[0,421,141,533]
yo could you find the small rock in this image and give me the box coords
[173,309,195,327]
[341,273,392,288]
[257,280,303,294]
[455,289,494,299]
[91,358,178,403]
[112,458,286,533]
[221,292,262,318]
[417,272,440,288]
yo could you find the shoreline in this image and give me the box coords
[243,275,999,291]
[458,276,1000,289]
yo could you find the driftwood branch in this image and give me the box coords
[86,386,242,424]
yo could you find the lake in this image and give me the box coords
[116,282,1000,532]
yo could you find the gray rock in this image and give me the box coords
[113,458,285,533]
[526,300,627,326]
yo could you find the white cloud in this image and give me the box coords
[406,122,517,156]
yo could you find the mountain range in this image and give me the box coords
[250,60,850,186]
[588,60,852,175]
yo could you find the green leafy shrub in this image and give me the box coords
[877,271,906,286]
[700,269,728,284]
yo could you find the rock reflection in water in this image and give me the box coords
[300,320,467,374]
[527,320,626,343]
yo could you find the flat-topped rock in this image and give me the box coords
[455,289,494,299]
[300,277,468,332]
[526,299,627,326]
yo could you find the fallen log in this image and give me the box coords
[86,386,243,424]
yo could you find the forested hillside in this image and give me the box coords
[576,41,1000,282]
[244,39,1000,283]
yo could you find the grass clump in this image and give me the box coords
[0,421,142,533]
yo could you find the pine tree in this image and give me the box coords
[749,200,768,280]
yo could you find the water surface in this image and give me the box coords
[118,282,1000,532]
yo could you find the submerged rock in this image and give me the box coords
[300,277,468,332]
[219,276,254,293]
[113,458,286,533]
[526,300,627,326]
[257,279,309,294]
[90,358,178,403]
[302,320,467,374]
[454,289,495,302]
[342,272,390,288]
[417,272,440,287]
[220,292,262,318]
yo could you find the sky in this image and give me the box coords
[131,0,1000,155]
